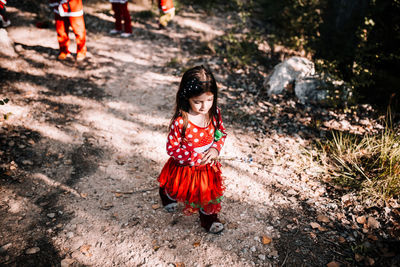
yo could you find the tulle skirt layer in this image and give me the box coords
[158,158,224,215]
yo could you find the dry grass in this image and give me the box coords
[316,116,400,203]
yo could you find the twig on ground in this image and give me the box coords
[111,187,158,194]
[281,250,290,266]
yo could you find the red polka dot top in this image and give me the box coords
[166,108,227,166]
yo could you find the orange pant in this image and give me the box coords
[55,14,86,55]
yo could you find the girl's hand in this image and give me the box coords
[201,148,219,165]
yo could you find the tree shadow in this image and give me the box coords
[1,67,108,100]
[0,120,113,265]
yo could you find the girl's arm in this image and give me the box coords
[166,119,202,166]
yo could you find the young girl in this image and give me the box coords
[158,65,227,234]
[0,0,11,28]
[109,0,132,37]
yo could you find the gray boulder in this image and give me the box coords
[264,56,315,95]
[294,77,328,104]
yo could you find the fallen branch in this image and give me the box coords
[111,187,158,194]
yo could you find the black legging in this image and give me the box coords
[0,6,8,23]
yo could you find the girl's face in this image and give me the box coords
[188,92,214,115]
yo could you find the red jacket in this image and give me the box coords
[49,0,84,17]
[159,0,174,13]
[0,0,6,9]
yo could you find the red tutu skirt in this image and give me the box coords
[158,158,225,215]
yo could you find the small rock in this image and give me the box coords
[47,213,56,218]
[66,232,74,238]
[258,254,266,261]
[287,189,297,196]
[356,216,366,224]
[0,243,12,253]
[355,253,364,262]
[250,246,256,252]
[310,222,320,229]
[61,258,75,267]
[22,160,33,165]
[327,261,340,267]
[227,222,238,229]
[365,256,375,266]
[268,249,278,258]
[317,215,330,223]
[26,247,40,254]
[347,236,356,242]
[367,217,380,229]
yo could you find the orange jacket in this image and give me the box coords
[49,0,84,17]
[159,0,174,13]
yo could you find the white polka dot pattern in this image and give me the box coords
[165,108,227,166]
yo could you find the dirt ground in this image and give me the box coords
[1,1,399,267]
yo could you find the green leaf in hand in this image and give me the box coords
[214,129,223,141]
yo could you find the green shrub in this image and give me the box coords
[255,0,400,111]
[176,0,242,11]
[218,31,264,67]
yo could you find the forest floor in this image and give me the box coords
[1,1,399,267]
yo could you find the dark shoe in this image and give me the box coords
[2,19,11,28]
[199,210,224,234]
[159,187,177,212]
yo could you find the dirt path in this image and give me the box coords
[2,2,397,267]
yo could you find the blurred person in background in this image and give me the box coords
[158,0,174,29]
[109,0,132,38]
[49,0,87,61]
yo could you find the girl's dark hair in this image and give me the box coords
[170,65,219,138]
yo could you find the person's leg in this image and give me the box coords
[159,9,174,28]
[199,208,224,234]
[55,15,70,59]
[121,2,132,34]
[0,5,10,27]
[159,187,177,212]
[112,3,122,32]
[70,16,87,60]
